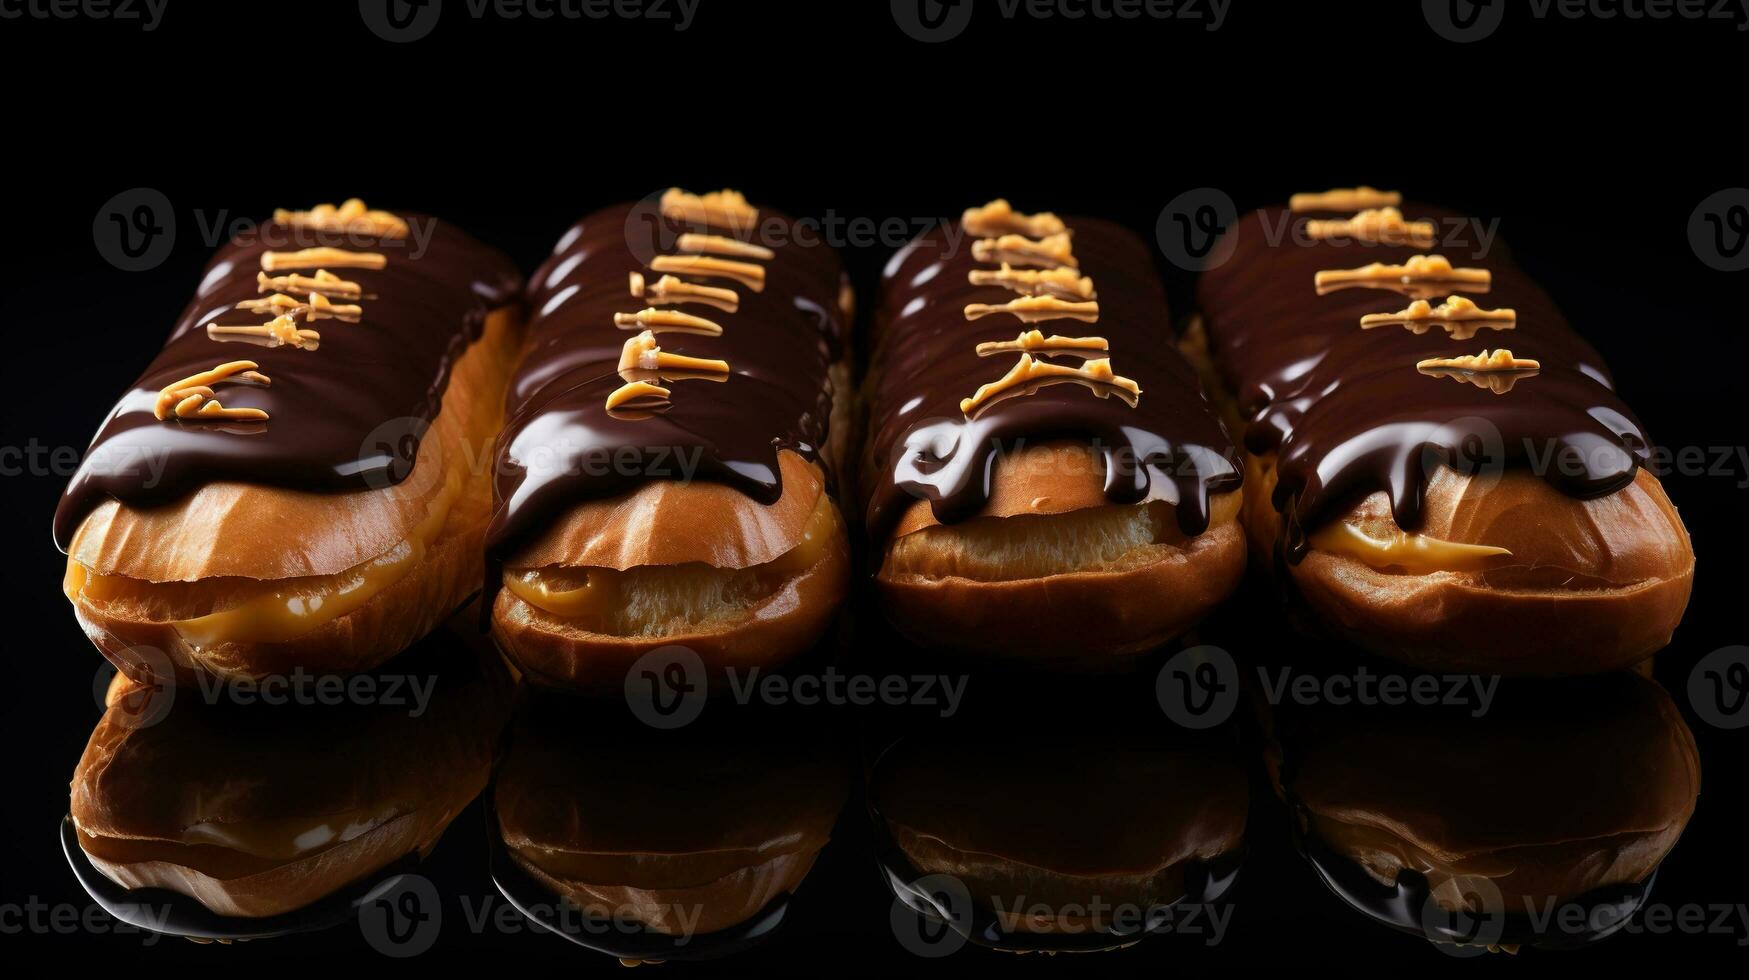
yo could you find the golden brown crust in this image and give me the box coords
[490,279,855,691]
[875,743,1247,938]
[1288,673,1699,910]
[1276,467,1695,674]
[64,308,523,684]
[875,443,1246,665]
[491,500,850,690]
[70,654,506,918]
[506,450,826,572]
[494,712,846,936]
[1180,314,1696,674]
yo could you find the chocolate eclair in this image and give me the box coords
[1193,189,1694,674]
[1269,670,1700,950]
[69,633,511,927]
[863,200,1245,666]
[56,200,524,685]
[486,189,853,690]
[492,699,848,961]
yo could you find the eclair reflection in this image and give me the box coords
[65,632,512,939]
[1270,670,1700,951]
[871,705,1249,954]
[489,699,849,963]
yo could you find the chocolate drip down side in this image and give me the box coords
[1195,205,1651,562]
[862,217,1241,545]
[53,217,522,551]
[484,201,848,569]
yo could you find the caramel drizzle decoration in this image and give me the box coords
[1305,207,1437,247]
[272,199,408,239]
[613,308,724,337]
[967,264,1096,301]
[609,189,774,415]
[962,199,1068,238]
[1417,349,1542,394]
[676,233,774,261]
[958,202,1138,416]
[975,329,1109,357]
[964,295,1100,324]
[630,272,739,313]
[1289,186,1402,213]
[650,254,766,292]
[659,188,758,232]
[260,247,387,272]
[959,354,1140,416]
[233,292,362,321]
[153,360,271,422]
[1314,255,1491,296]
[257,269,363,300]
[1360,295,1518,341]
[971,232,1078,269]
[207,315,321,350]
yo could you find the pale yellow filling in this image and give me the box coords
[1310,521,1511,574]
[64,462,463,646]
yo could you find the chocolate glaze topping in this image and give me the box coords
[484,199,848,566]
[53,215,521,551]
[862,215,1241,544]
[1196,203,1650,561]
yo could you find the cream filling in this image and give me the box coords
[64,461,463,646]
[1309,521,1511,574]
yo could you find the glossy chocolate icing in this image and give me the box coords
[1197,203,1651,561]
[53,215,521,551]
[863,215,1242,544]
[484,199,847,566]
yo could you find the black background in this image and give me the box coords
[2,0,1747,972]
